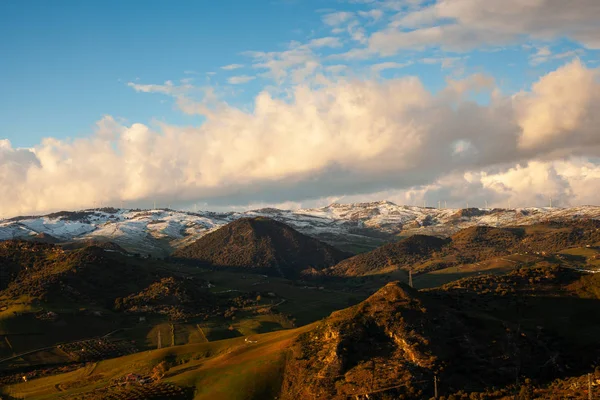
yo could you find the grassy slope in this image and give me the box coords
[413,253,541,289]
[2,325,313,400]
[0,247,363,354]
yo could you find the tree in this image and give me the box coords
[519,379,534,400]
[151,361,167,381]
[114,297,123,311]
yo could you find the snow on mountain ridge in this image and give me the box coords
[2,203,600,255]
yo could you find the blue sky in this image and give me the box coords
[0,0,315,145]
[1,0,600,216]
[3,0,596,147]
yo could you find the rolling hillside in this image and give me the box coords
[323,234,448,276]
[323,220,600,277]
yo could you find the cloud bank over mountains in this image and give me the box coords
[1,59,599,216]
[1,0,600,217]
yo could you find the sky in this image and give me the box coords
[1,0,600,217]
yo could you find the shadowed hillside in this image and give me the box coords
[3,237,600,399]
[323,221,600,278]
[324,235,448,276]
[281,266,600,399]
[0,240,214,314]
[172,217,350,278]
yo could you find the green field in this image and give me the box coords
[1,324,313,400]
[0,259,371,378]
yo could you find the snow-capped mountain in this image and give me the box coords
[2,201,600,255]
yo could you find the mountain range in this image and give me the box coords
[2,202,600,256]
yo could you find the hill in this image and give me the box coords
[322,221,600,278]
[3,262,600,399]
[281,267,600,399]
[0,240,214,313]
[323,234,448,276]
[172,217,350,278]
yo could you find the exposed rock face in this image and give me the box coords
[280,281,572,399]
[281,283,446,399]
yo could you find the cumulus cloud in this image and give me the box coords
[516,59,600,150]
[1,60,600,216]
[335,158,600,209]
[367,0,600,55]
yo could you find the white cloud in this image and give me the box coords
[3,60,600,216]
[245,37,341,83]
[529,47,585,66]
[307,37,343,49]
[516,59,600,150]
[371,61,413,73]
[420,56,464,69]
[358,9,384,21]
[325,64,348,74]
[322,11,355,26]
[368,0,600,55]
[227,75,256,84]
[222,64,244,70]
[126,80,219,115]
[127,80,192,96]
